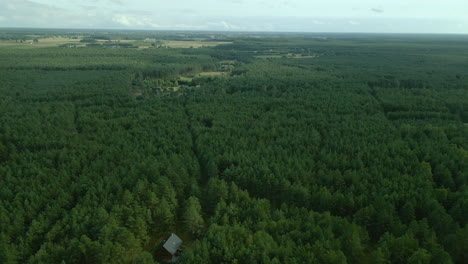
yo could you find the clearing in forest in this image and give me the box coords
[197,72,228,77]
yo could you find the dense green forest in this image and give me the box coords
[0,30,467,264]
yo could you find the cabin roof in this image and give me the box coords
[162,233,183,255]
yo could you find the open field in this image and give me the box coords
[179,76,194,82]
[0,37,82,47]
[32,37,82,46]
[197,71,228,77]
[179,72,229,82]
[0,38,232,49]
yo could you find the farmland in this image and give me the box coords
[0,32,232,49]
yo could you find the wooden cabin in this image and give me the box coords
[155,233,183,263]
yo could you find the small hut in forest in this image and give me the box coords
[155,233,183,263]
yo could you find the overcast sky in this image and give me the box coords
[0,0,467,33]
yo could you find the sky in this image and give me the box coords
[0,0,467,33]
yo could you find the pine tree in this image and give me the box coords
[184,197,204,237]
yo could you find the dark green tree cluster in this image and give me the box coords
[0,31,467,263]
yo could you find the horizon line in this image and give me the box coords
[1,26,468,36]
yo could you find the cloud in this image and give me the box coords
[169,24,208,30]
[0,0,69,25]
[82,0,125,4]
[220,21,241,30]
[174,8,199,15]
[224,0,244,3]
[112,14,160,28]
[80,5,98,11]
[0,0,118,28]
[109,0,124,5]
[0,0,466,33]
[371,8,384,13]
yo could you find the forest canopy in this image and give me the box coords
[0,30,467,264]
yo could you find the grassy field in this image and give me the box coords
[0,37,82,47]
[179,76,194,82]
[197,71,228,77]
[0,38,232,49]
[179,72,228,82]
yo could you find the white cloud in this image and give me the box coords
[220,21,241,30]
[0,0,467,33]
[112,14,160,28]
[170,24,207,30]
[109,0,124,5]
[6,3,17,10]
[371,8,384,13]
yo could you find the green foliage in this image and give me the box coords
[0,30,467,263]
[183,197,204,237]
